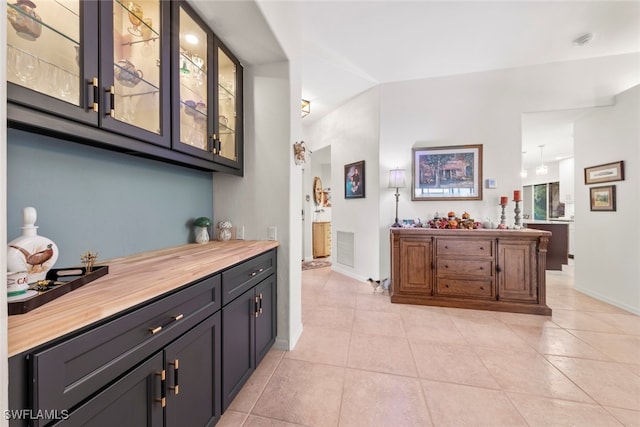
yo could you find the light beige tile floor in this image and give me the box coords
[219,265,640,427]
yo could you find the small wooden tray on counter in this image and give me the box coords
[8,266,109,315]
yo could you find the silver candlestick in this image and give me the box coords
[500,204,507,226]
[513,200,522,228]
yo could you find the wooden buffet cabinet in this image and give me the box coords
[390,228,552,315]
[8,241,277,426]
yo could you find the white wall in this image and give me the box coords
[574,85,640,314]
[303,87,381,281]
[1,3,8,422]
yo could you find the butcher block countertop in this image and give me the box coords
[8,240,279,357]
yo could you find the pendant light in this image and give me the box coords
[520,151,528,178]
[535,145,548,176]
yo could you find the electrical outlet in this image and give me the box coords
[237,226,245,240]
[268,226,277,241]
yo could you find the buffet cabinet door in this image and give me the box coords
[213,40,243,169]
[6,0,99,125]
[98,0,171,147]
[171,1,214,159]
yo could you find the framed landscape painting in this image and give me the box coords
[412,144,483,201]
[590,185,616,211]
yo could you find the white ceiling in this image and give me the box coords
[190,0,640,165]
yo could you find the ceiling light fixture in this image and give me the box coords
[301,99,311,118]
[573,32,594,46]
[536,145,548,176]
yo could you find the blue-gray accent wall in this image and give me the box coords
[7,128,214,267]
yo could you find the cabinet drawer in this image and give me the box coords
[436,238,494,257]
[222,250,276,305]
[436,278,494,298]
[32,275,221,414]
[436,259,493,277]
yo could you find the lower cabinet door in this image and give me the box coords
[52,353,164,427]
[165,312,222,427]
[221,287,255,410]
[255,276,276,365]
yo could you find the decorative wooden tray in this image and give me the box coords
[8,266,109,315]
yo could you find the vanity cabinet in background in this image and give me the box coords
[312,221,331,258]
[390,228,551,315]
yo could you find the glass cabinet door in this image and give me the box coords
[175,3,210,154]
[104,0,168,144]
[6,0,86,112]
[216,45,239,164]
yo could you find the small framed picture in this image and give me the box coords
[590,185,616,211]
[345,160,365,199]
[584,161,624,185]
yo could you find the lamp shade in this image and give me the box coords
[388,168,406,188]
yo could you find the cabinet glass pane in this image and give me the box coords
[178,6,208,151]
[218,48,237,161]
[6,0,81,105]
[113,0,161,134]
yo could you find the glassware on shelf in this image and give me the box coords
[121,95,136,123]
[7,0,43,41]
[125,2,144,36]
[13,47,40,83]
[140,17,153,56]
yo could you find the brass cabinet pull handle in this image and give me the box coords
[250,268,264,277]
[173,314,184,321]
[149,325,162,334]
[107,85,115,117]
[155,370,166,407]
[169,359,179,395]
[254,296,260,318]
[259,293,263,314]
[91,77,99,113]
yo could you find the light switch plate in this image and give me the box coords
[268,226,277,241]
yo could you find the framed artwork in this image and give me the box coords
[344,160,365,199]
[590,185,616,211]
[584,161,624,185]
[412,144,482,201]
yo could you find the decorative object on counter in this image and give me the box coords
[388,167,406,227]
[499,197,508,226]
[193,217,211,244]
[7,0,43,41]
[8,265,109,315]
[217,220,233,241]
[584,161,624,185]
[7,207,59,284]
[589,185,616,212]
[80,251,99,273]
[6,270,36,301]
[412,144,483,201]
[483,218,495,229]
[345,160,365,199]
[427,212,478,229]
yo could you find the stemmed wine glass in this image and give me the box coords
[126,2,144,36]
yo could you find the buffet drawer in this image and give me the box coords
[436,278,494,298]
[436,258,494,277]
[31,274,221,413]
[222,249,276,305]
[436,238,494,257]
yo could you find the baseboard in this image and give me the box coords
[574,286,640,316]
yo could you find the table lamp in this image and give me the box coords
[388,168,406,227]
